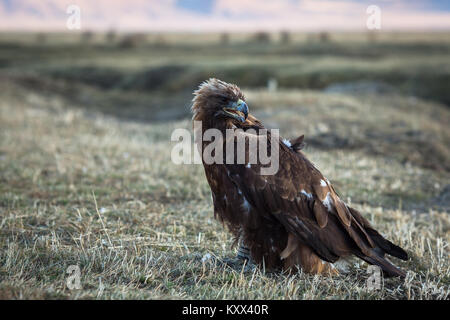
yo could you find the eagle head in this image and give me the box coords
[191,78,249,124]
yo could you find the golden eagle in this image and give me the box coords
[192,78,408,277]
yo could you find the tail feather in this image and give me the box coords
[356,251,407,278]
[346,206,408,277]
[365,228,408,261]
[348,207,409,261]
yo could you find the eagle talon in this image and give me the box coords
[221,256,256,272]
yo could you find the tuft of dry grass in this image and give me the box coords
[0,79,449,300]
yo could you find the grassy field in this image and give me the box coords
[0,32,449,300]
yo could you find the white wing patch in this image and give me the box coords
[322,192,334,212]
[282,139,292,148]
[241,197,251,213]
[300,190,313,199]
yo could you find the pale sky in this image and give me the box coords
[1,0,450,32]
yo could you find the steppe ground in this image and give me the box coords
[0,32,449,299]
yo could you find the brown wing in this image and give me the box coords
[224,128,407,276]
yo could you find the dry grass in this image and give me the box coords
[0,79,449,300]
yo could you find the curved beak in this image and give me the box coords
[222,99,249,123]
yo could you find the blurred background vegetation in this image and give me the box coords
[2,31,450,113]
[1,31,449,173]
